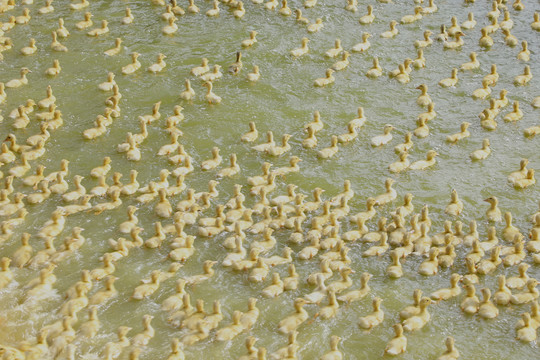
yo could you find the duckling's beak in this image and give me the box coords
[483,198,490,202]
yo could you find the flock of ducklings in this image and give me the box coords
[0,0,540,359]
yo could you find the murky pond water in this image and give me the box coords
[1,0,540,359]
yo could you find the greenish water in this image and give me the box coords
[0,0,540,359]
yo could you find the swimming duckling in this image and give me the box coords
[132,270,161,300]
[89,275,118,306]
[409,150,438,170]
[517,313,536,343]
[439,68,459,87]
[167,338,185,360]
[87,19,109,37]
[262,272,284,298]
[437,337,459,360]
[482,196,502,222]
[478,28,493,48]
[6,68,31,89]
[358,297,384,330]
[459,282,480,315]
[443,31,465,49]
[514,169,536,189]
[307,18,324,33]
[461,12,476,30]
[381,20,398,38]
[318,136,339,159]
[122,52,141,75]
[459,52,479,72]
[278,298,308,334]
[145,53,167,74]
[511,279,539,305]
[19,38,38,56]
[478,288,499,319]
[350,33,371,54]
[241,31,258,48]
[162,16,178,35]
[314,69,335,87]
[216,310,245,341]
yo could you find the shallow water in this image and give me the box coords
[1,0,540,359]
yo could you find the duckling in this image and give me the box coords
[20,38,37,56]
[89,275,118,305]
[443,31,465,49]
[409,150,438,170]
[461,12,476,30]
[262,272,284,298]
[477,288,499,319]
[132,270,161,299]
[444,189,463,216]
[381,20,398,38]
[484,196,501,222]
[437,337,459,360]
[371,124,394,147]
[418,248,439,276]
[216,310,245,341]
[517,313,536,343]
[307,18,324,33]
[98,37,121,57]
[503,101,523,122]
[478,28,493,48]
[87,19,109,36]
[314,69,335,87]
[324,39,343,59]
[26,180,51,205]
[148,53,167,73]
[6,68,31,89]
[316,135,339,159]
[403,297,432,331]
[511,279,539,305]
[386,250,403,279]
[430,273,462,301]
[477,246,502,275]
[358,297,384,330]
[469,139,491,161]
[102,326,132,359]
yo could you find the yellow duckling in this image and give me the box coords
[337,122,358,143]
[87,20,109,36]
[385,324,407,356]
[350,33,371,54]
[462,12,476,30]
[132,314,155,347]
[325,39,343,58]
[201,64,223,82]
[206,0,220,16]
[278,298,308,334]
[245,65,261,82]
[216,310,245,341]
[357,4,375,24]
[50,31,68,52]
[514,169,535,189]
[381,20,398,38]
[202,81,222,104]
[437,337,459,360]
[418,248,439,276]
[503,101,523,122]
[388,151,409,174]
[122,52,141,75]
[446,122,471,144]
[514,65,532,86]
[478,28,493,48]
[472,79,492,100]
[386,250,403,278]
[318,136,339,159]
[241,122,259,143]
[233,1,246,18]
[102,326,132,359]
[20,38,37,56]
[90,156,112,178]
[45,59,62,76]
[401,6,422,24]
[318,335,342,360]
[460,52,479,72]
[191,58,210,77]
[443,31,465,50]
[240,297,260,330]
[445,189,463,216]
[241,30,257,48]
[71,0,89,10]
[147,53,167,73]
[516,40,530,62]
[307,18,324,33]
[477,246,502,275]
[177,79,196,101]
[513,0,524,10]
[511,279,540,305]
[89,275,118,305]
[12,233,32,268]
[167,338,185,360]
[439,68,458,87]
[267,134,292,156]
[6,68,31,89]
[314,69,335,87]
[162,16,179,35]
[291,37,309,58]
[53,18,69,39]
[430,273,462,301]
[401,297,432,332]
[15,7,31,24]
[104,38,123,56]
[409,150,438,170]
[478,288,499,319]
[122,7,134,24]
[517,313,536,343]
[132,270,161,300]
[262,272,284,298]
[482,196,502,222]
[531,12,540,31]
[359,297,384,330]
[365,57,383,78]
[471,139,491,161]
